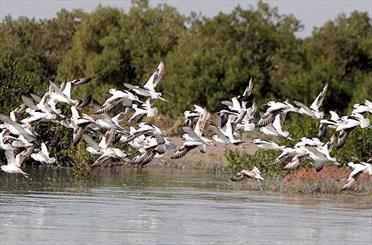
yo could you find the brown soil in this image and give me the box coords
[283,165,372,193]
[154,136,258,169]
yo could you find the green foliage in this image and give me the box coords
[35,123,75,165]
[226,149,281,177]
[0,9,83,82]
[1,2,370,118]
[72,142,93,179]
[0,53,42,114]
[284,115,372,164]
[57,1,185,103]
[162,3,303,117]
[334,128,372,163]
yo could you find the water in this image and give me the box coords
[0,167,371,245]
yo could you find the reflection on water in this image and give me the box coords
[0,167,371,245]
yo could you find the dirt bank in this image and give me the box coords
[153,136,258,169]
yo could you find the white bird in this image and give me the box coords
[96,89,140,114]
[48,81,78,106]
[83,135,105,155]
[257,100,296,127]
[31,143,56,165]
[210,120,231,144]
[90,148,128,167]
[96,115,125,132]
[70,106,96,145]
[231,166,264,190]
[294,83,328,119]
[0,129,13,150]
[122,123,162,144]
[351,100,372,115]
[130,134,170,167]
[61,77,92,98]
[306,142,339,172]
[259,114,292,139]
[21,108,57,125]
[0,114,37,142]
[283,153,310,170]
[272,146,308,166]
[334,113,371,149]
[231,167,264,182]
[336,113,370,132]
[342,161,372,190]
[253,139,284,151]
[6,134,34,149]
[1,146,35,177]
[184,104,204,127]
[128,99,158,123]
[171,140,206,159]
[124,61,166,101]
[171,126,210,159]
[318,111,341,139]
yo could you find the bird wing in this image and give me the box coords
[253,139,282,150]
[272,114,284,133]
[243,78,253,97]
[62,82,72,98]
[230,172,245,182]
[231,97,242,112]
[171,146,189,159]
[91,155,111,168]
[123,82,138,90]
[294,100,312,114]
[284,154,308,170]
[5,150,16,167]
[73,127,85,145]
[96,97,124,114]
[112,110,129,124]
[257,111,275,127]
[329,111,340,121]
[83,134,100,151]
[342,178,356,190]
[310,83,328,111]
[221,100,233,108]
[41,143,49,158]
[30,93,42,103]
[273,150,293,164]
[152,61,165,88]
[71,77,92,94]
[194,107,210,137]
[183,126,202,142]
[76,94,92,108]
[210,123,230,143]
[49,81,68,98]
[335,130,351,149]
[171,143,199,159]
[21,95,37,110]
[16,145,35,168]
[144,61,165,90]
[349,164,367,180]
[318,123,328,139]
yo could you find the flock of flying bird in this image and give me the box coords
[0,61,371,191]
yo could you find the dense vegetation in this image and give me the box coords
[1,0,371,115]
[0,0,371,176]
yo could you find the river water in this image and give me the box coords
[0,167,371,245]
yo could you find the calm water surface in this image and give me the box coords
[0,167,371,245]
